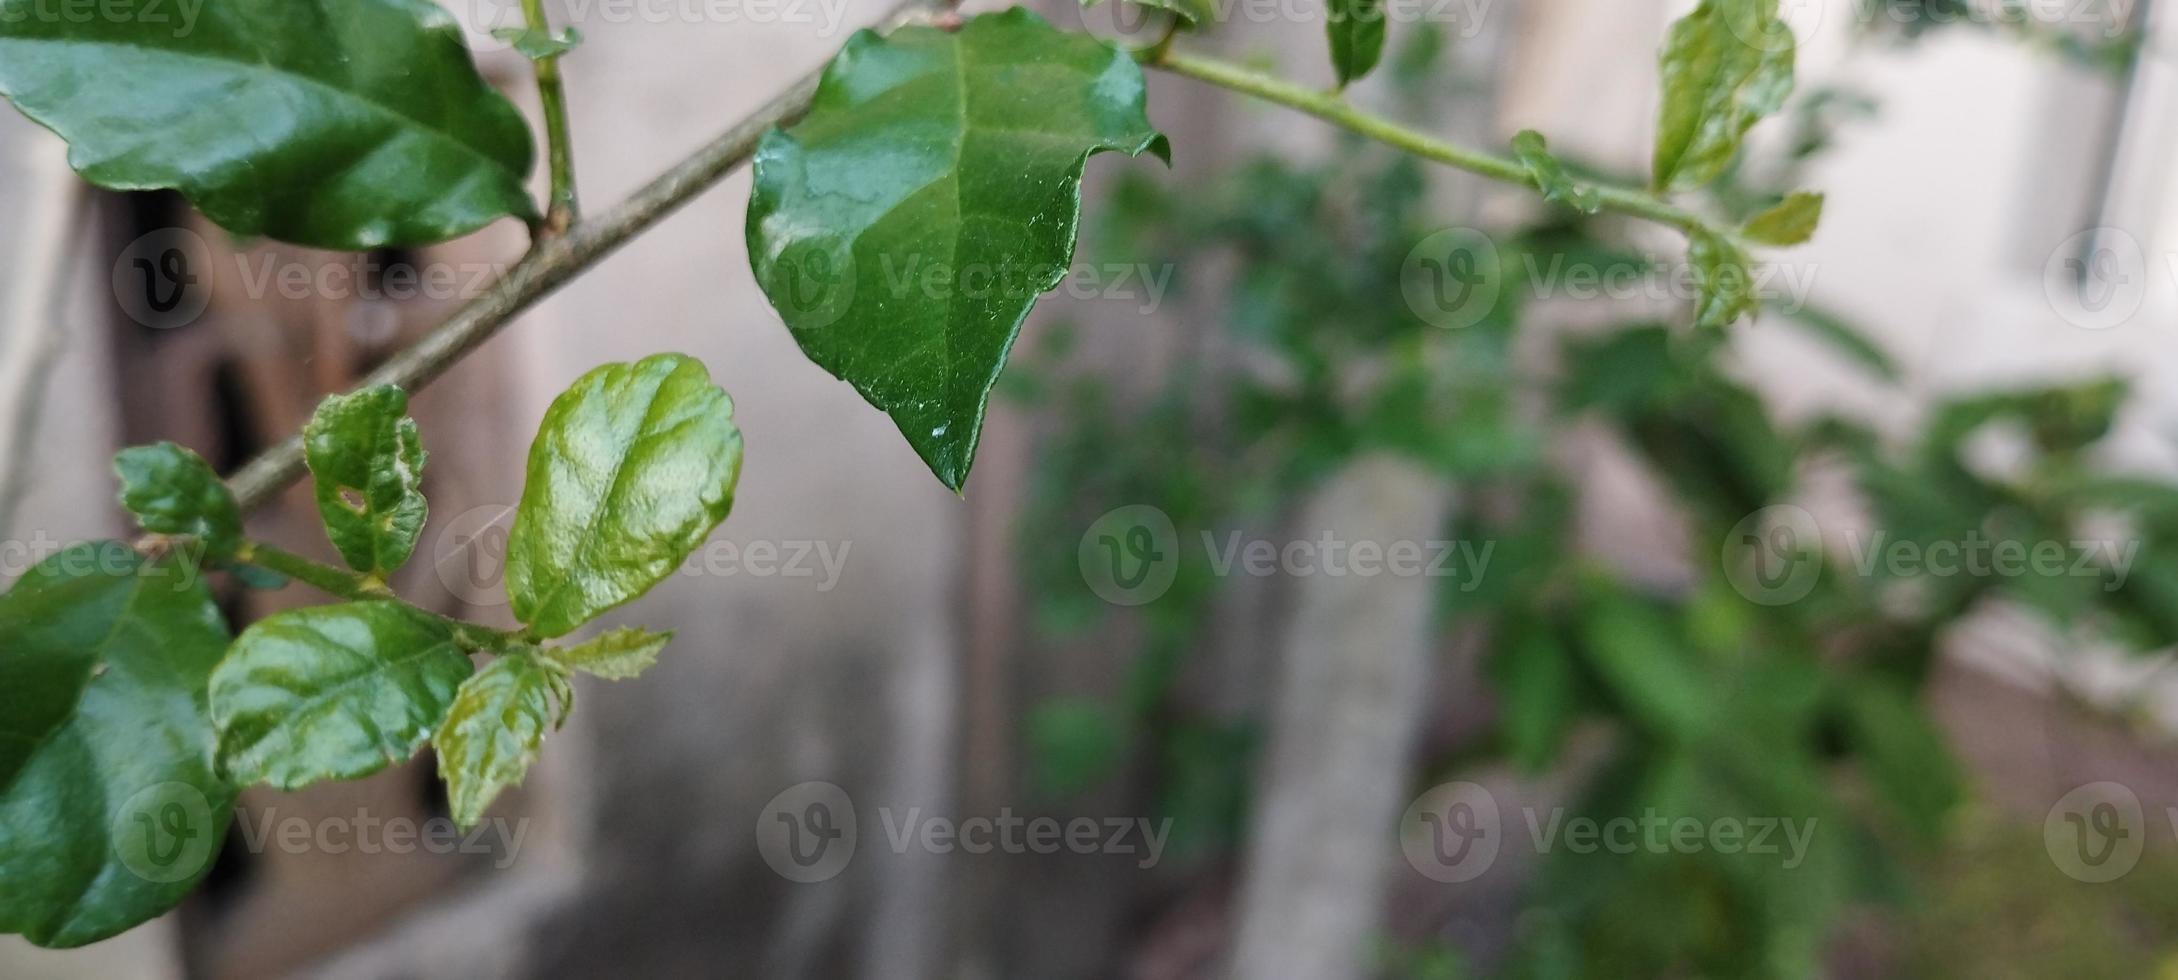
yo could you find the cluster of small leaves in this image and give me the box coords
[0,355,739,947]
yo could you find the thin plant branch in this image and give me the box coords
[1143,48,1714,236]
[225,0,942,513]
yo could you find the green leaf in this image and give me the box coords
[435,653,568,829]
[211,601,474,790]
[1490,625,1580,772]
[746,9,1167,491]
[1326,0,1388,87]
[1577,593,1712,743]
[1688,229,1759,329]
[1651,0,1795,192]
[1511,130,1601,214]
[492,24,583,60]
[1740,190,1823,245]
[505,354,742,637]
[0,542,236,948]
[0,0,536,249]
[1836,680,1957,840]
[114,442,241,559]
[1028,697,1129,798]
[304,385,428,576]
[542,627,672,680]
[1769,301,1897,380]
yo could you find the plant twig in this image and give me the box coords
[224,0,942,513]
[520,0,581,235]
[234,540,395,601]
[1143,48,1713,235]
[233,539,531,649]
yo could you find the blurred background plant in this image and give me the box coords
[1011,22,2178,978]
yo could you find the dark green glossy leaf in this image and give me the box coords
[0,0,536,249]
[1688,228,1759,329]
[0,542,235,948]
[746,9,1166,491]
[1327,0,1387,87]
[436,653,567,828]
[1511,130,1601,214]
[114,442,241,559]
[543,627,672,680]
[1741,190,1823,245]
[506,354,742,637]
[304,385,428,576]
[211,601,474,789]
[1652,0,1794,192]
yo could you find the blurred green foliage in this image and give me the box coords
[1011,23,2178,979]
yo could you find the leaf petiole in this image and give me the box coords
[519,0,581,236]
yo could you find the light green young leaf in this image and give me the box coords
[1652,0,1795,192]
[543,627,673,681]
[1740,190,1824,246]
[304,386,428,576]
[0,542,236,949]
[211,601,474,790]
[1327,0,1388,87]
[492,24,583,60]
[746,9,1167,492]
[436,654,566,829]
[114,442,241,559]
[1510,130,1601,215]
[505,354,742,638]
[1688,228,1760,329]
[0,0,536,249]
